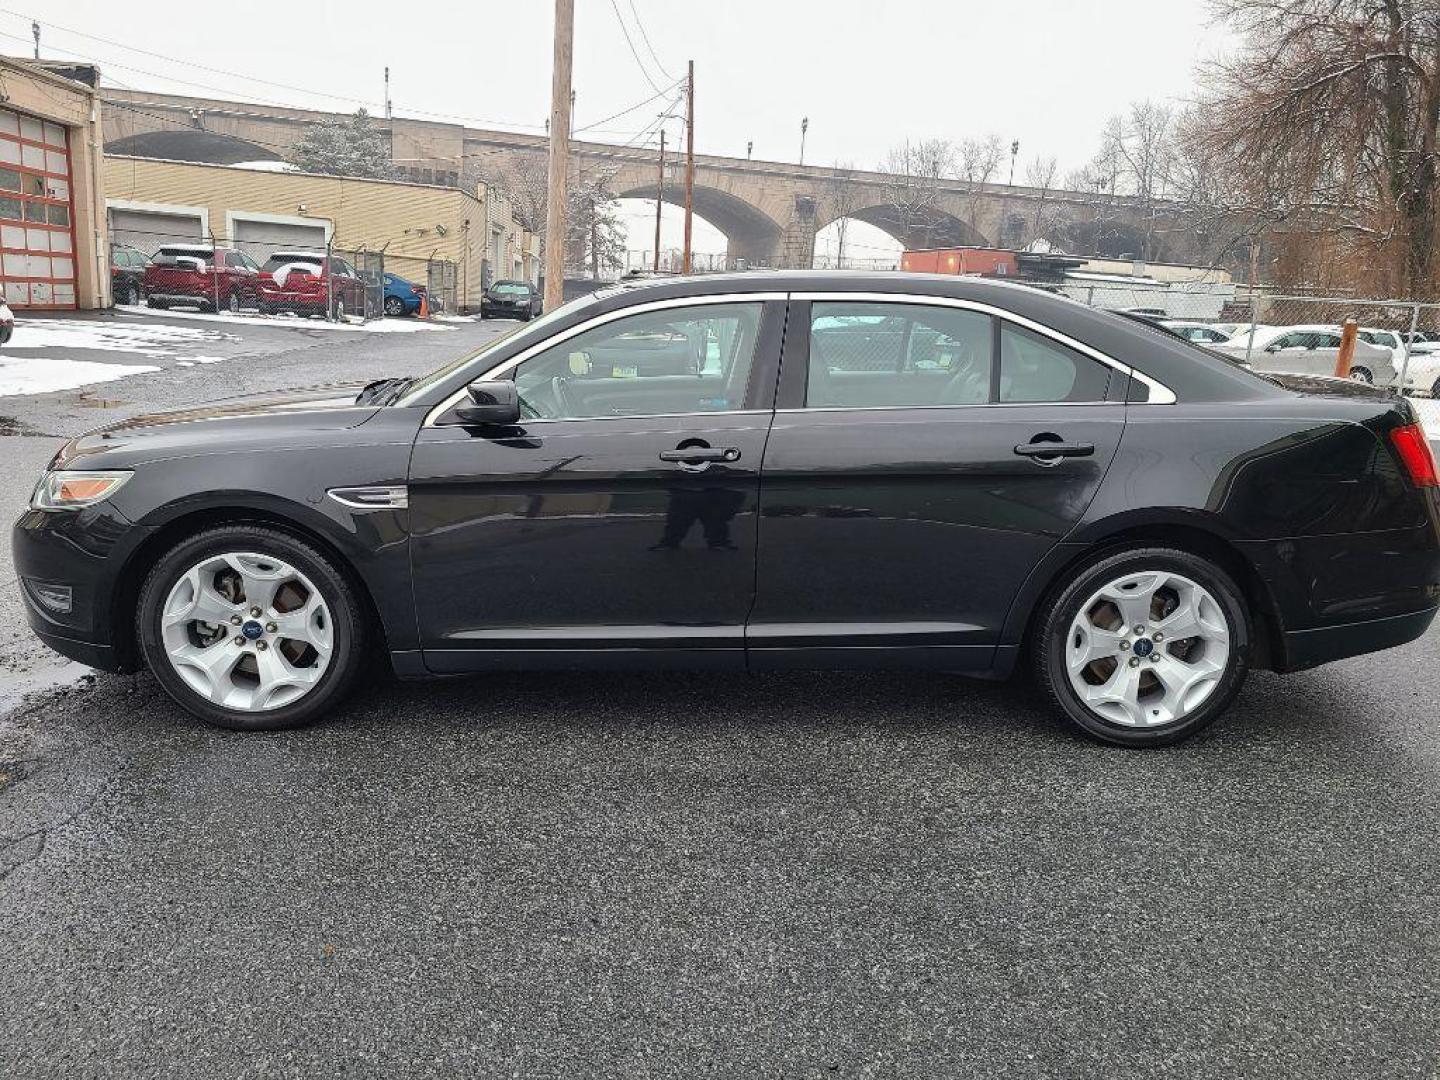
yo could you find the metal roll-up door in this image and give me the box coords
[232,218,327,265]
[109,209,204,256]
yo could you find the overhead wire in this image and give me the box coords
[607,0,667,95]
[627,0,675,82]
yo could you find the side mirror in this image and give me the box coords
[455,380,521,426]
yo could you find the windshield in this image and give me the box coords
[491,282,531,296]
[393,293,599,405]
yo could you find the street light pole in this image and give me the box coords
[653,127,666,272]
[799,117,809,166]
[544,0,574,312]
[1009,139,1019,186]
[682,60,695,275]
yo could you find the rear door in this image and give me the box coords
[408,295,785,672]
[749,295,1129,672]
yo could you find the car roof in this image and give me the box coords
[269,251,326,260]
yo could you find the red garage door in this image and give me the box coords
[0,107,75,310]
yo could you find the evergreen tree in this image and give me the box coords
[289,109,395,180]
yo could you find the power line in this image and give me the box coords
[627,0,675,82]
[607,0,666,94]
[573,77,682,135]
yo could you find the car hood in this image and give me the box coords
[54,382,386,469]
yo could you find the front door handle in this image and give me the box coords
[1014,441,1095,459]
[659,446,741,464]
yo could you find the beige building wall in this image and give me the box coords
[3,58,108,309]
[103,155,510,308]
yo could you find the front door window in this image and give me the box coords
[512,302,763,420]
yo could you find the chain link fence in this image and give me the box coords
[1071,279,1440,436]
[101,216,445,325]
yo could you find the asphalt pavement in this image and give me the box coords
[1,309,1439,1078]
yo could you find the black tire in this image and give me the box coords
[384,295,405,317]
[227,290,241,313]
[122,282,140,305]
[1431,377,1440,400]
[136,525,367,732]
[1348,366,1373,384]
[1033,546,1251,748]
[146,295,165,310]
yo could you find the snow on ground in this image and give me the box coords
[8,319,238,356]
[0,355,160,396]
[114,304,453,333]
[173,356,229,367]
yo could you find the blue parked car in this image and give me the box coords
[382,273,425,317]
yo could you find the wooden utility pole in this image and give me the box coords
[1334,318,1359,379]
[653,127,666,273]
[683,60,695,275]
[544,0,574,311]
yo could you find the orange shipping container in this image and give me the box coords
[902,247,1018,277]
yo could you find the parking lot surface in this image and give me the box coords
[1,310,1438,1078]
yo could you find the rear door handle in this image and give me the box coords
[1014,441,1095,459]
[659,447,741,464]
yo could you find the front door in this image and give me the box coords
[408,298,783,672]
[750,297,1128,672]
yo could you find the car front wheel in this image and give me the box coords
[384,295,405,316]
[1349,366,1373,383]
[137,525,367,731]
[1035,547,1250,747]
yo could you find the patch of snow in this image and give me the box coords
[432,313,481,323]
[0,355,160,396]
[270,261,323,287]
[174,355,229,365]
[8,318,237,356]
[114,304,454,333]
[230,160,300,172]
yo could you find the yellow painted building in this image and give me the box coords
[103,155,538,309]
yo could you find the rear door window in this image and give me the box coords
[806,302,992,407]
[998,323,1111,403]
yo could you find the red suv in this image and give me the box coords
[143,245,263,313]
[257,252,367,319]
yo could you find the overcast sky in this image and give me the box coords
[20,0,1236,262]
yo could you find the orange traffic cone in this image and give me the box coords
[417,291,429,319]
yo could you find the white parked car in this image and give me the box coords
[1160,320,1235,344]
[1211,324,1396,385]
[0,295,11,345]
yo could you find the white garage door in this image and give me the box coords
[233,218,327,264]
[110,208,204,256]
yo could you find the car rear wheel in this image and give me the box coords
[137,526,367,731]
[121,282,141,305]
[1035,547,1250,747]
[227,290,241,313]
[384,295,405,317]
[332,296,346,321]
[146,296,165,309]
[1349,366,1373,383]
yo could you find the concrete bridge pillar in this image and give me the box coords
[779,195,818,269]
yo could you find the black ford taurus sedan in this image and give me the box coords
[14,272,1440,746]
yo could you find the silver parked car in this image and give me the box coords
[1213,325,1396,385]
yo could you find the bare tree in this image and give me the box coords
[488,153,549,235]
[487,155,624,279]
[956,134,1004,236]
[879,138,955,248]
[825,162,860,268]
[1024,154,1059,246]
[1190,0,1440,296]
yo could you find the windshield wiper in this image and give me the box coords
[355,377,412,405]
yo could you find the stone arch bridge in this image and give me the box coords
[101,89,1159,267]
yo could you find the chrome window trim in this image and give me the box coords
[793,291,1177,405]
[423,288,1177,427]
[423,292,787,427]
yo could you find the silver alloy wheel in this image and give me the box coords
[159,552,333,712]
[1349,367,1372,383]
[1065,570,1230,728]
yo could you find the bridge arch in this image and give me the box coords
[106,129,284,166]
[615,179,785,266]
[817,201,992,252]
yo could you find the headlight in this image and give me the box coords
[30,470,133,511]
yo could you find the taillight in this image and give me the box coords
[1389,422,1439,487]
